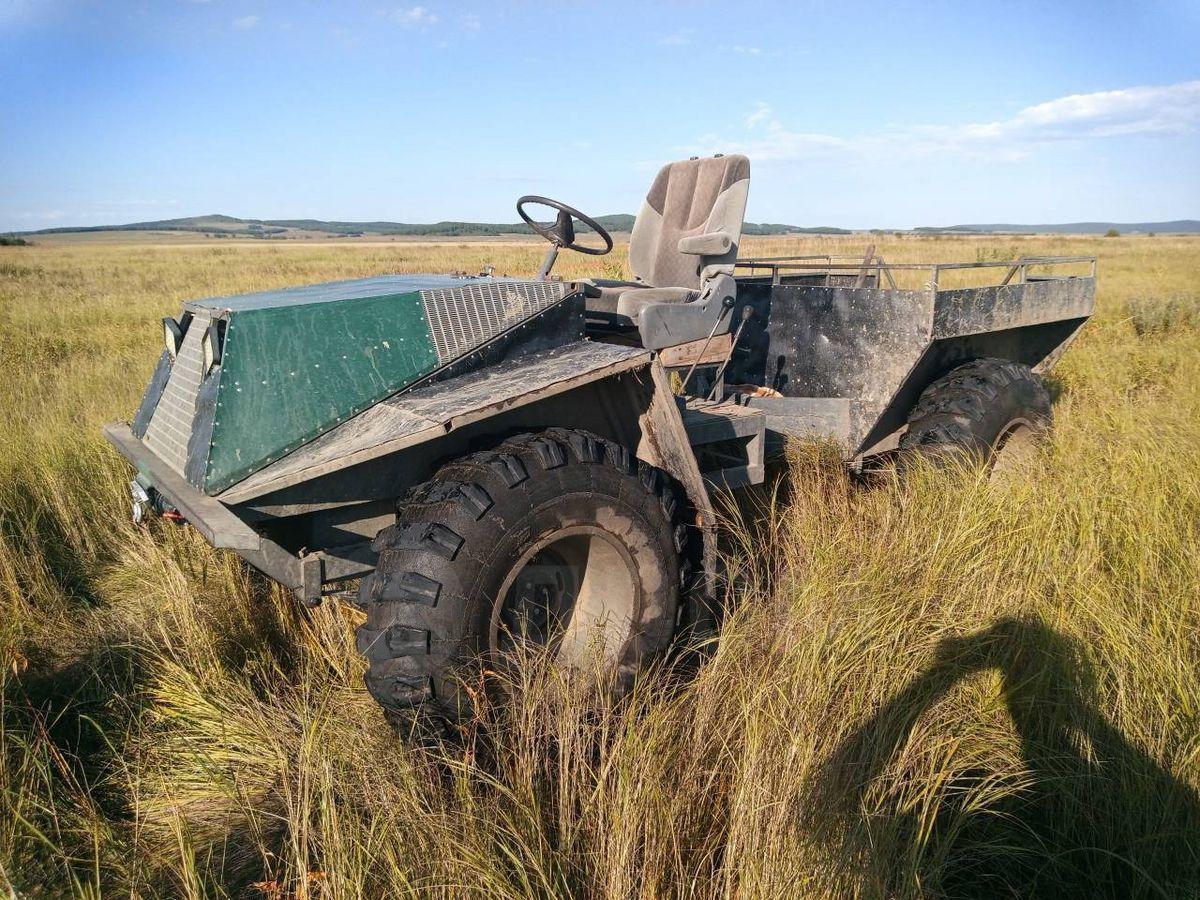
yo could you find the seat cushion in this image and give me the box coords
[615,286,699,319]
[583,278,646,314]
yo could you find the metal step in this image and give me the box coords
[680,398,766,490]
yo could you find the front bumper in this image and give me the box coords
[104,422,260,550]
[103,422,373,604]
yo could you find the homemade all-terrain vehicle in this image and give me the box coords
[105,155,1096,725]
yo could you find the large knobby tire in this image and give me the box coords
[355,428,692,728]
[900,358,1052,470]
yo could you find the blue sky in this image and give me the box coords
[2,0,1198,231]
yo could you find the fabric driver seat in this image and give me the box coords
[585,154,750,329]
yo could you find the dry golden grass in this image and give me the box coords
[1,234,1198,897]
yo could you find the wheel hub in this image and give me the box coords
[498,546,579,649]
[493,527,640,666]
[991,417,1038,476]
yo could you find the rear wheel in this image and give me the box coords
[900,359,1052,471]
[355,428,691,728]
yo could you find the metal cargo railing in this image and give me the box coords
[734,254,1097,291]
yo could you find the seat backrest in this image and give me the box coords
[628,154,750,291]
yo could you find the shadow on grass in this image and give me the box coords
[2,588,317,893]
[820,617,1200,898]
[0,478,106,610]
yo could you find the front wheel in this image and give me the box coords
[355,428,692,728]
[900,359,1052,471]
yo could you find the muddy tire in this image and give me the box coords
[355,428,691,728]
[900,359,1051,470]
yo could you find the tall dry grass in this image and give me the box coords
[1,234,1198,897]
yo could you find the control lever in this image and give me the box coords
[679,295,736,394]
[708,304,754,401]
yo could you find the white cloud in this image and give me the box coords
[460,13,481,31]
[658,30,691,46]
[232,14,258,29]
[937,80,1200,144]
[730,45,761,56]
[691,80,1200,164]
[392,6,438,28]
[744,102,775,130]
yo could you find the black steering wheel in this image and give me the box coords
[517,195,613,256]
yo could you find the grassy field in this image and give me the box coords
[1,234,1198,898]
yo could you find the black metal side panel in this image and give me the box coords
[727,274,1095,457]
[184,363,223,488]
[724,279,773,387]
[729,283,935,449]
[729,283,934,399]
[853,319,1090,455]
[131,351,173,438]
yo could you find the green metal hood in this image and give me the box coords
[131,274,580,495]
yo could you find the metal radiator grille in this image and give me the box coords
[420,281,569,364]
[142,313,211,476]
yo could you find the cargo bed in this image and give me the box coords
[723,255,1095,460]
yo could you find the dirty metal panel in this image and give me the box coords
[933,278,1094,339]
[744,396,852,442]
[723,274,1095,459]
[849,319,1090,458]
[738,284,934,400]
[726,283,935,450]
[218,342,652,504]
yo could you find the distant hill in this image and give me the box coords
[16,214,1194,241]
[915,220,1200,235]
[15,214,850,239]
[741,222,851,236]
